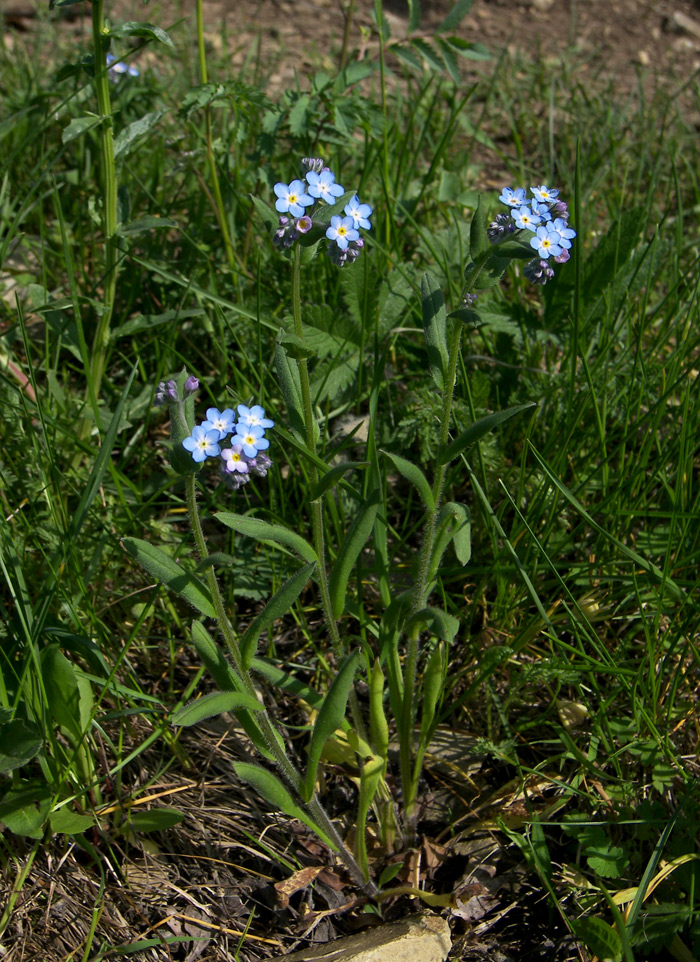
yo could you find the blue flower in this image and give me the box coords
[326,215,359,251]
[530,201,552,222]
[274,180,314,217]
[344,195,372,230]
[221,443,250,475]
[511,205,542,232]
[234,424,271,458]
[499,187,528,207]
[183,426,222,462]
[237,404,274,431]
[202,407,235,440]
[529,224,563,259]
[531,185,560,204]
[551,217,576,249]
[306,170,344,203]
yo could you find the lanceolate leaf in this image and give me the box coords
[171,690,262,727]
[303,651,360,801]
[241,563,316,668]
[190,622,239,691]
[438,402,536,465]
[215,513,317,564]
[421,272,448,392]
[382,450,434,512]
[122,538,216,618]
[234,763,337,850]
[328,490,381,620]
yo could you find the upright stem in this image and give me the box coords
[400,319,463,820]
[184,471,373,893]
[195,0,237,275]
[291,248,369,742]
[87,0,118,406]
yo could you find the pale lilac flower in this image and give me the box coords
[221,444,250,474]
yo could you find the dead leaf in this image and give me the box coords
[274,865,324,909]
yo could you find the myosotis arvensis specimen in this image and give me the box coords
[128,164,576,889]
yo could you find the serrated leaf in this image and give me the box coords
[309,462,369,502]
[234,763,337,849]
[215,513,317,564]
[127,807,185,833]
[108,21,174,47]
[382,451,434,511]
[437,0,475,33]
[277,332,316,360]
[302,651,360,801]
[410,37,445,72]
[421,271,448,392]
[288,93,311,136]
[0,720,42,774]
[571,916,622,962]
[171,690,263,727]
[391,45,423,71]
[122,538,216,618]
[241,563,316,668]
[62,115,103,145]
[114,110,166,160]
[438,402,536,465]
[328,490,381,620]
[434,35,460,83]
[406,0,421,32]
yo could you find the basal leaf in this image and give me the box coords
[302,651,360,801]
[0,720,42,774]
[127,807,185,833]
[234,763,337,849]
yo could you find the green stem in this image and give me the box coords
[195,0,237,275]
[291,247,369,742]
[184,471,373,892]
[87,0,118,405]
[400,318,463,821]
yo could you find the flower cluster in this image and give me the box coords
[491,185,576,285]
[106,53,139,81]
[182,404,274,490]
[272,158,372,267]
[154,375,199,406]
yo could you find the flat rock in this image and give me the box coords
[273,913,451,962]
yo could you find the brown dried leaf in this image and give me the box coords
[274,865,324,909]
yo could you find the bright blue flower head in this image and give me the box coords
[234,423,271,458]
[531,185,560,203]
[551,218,576,249]
[511,205,542,232]
[499,187,528,207]
[202,407,235,440]
[274,180,314,217]
[344,195,372,230]
[326,215,359,251]
[530,223,563,259]
[306,170,344,203]
[237,404,274,431]
[182,426,222,463]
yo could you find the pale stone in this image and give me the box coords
[273,913,451,962]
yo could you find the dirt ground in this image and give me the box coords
[5,0,700,92]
